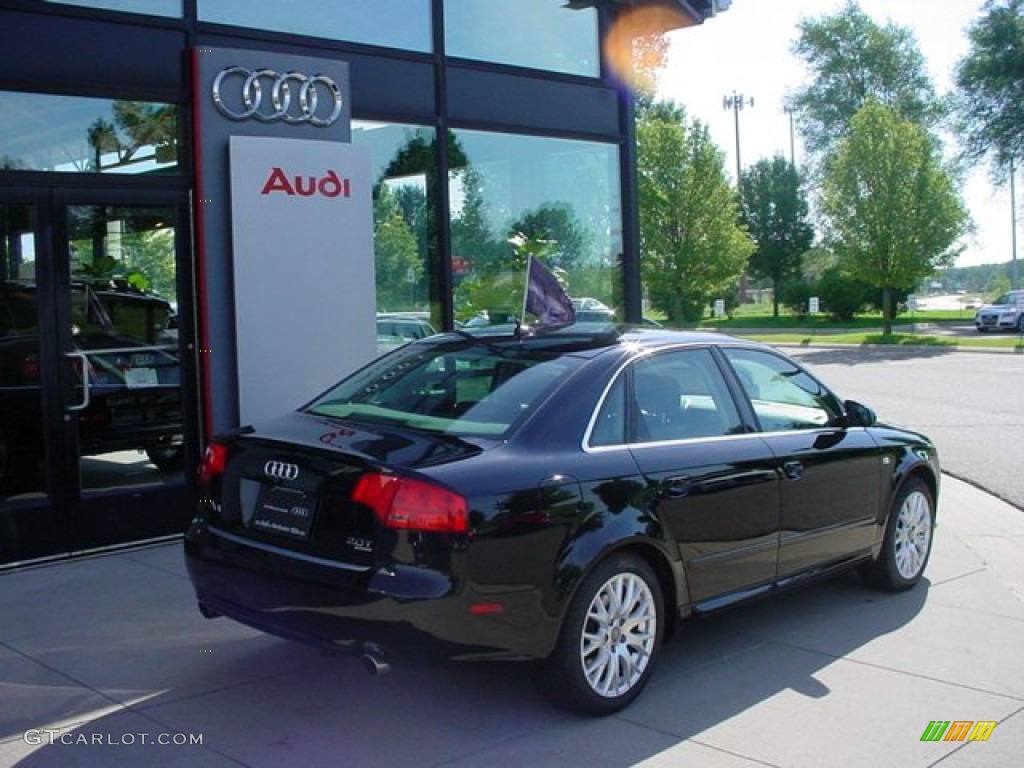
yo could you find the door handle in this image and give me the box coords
[65,351,90,412]
[782,460,804,480]
[663,475,692,498]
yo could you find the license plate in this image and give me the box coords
[125,367,159,388]
[251,485,317,538]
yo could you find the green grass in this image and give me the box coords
[696,311,972,330]
[648,307,1023,350]
[735,331,1022,349]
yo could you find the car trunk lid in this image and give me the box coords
[203,411,485,567]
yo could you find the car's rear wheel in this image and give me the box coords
[861,477,934,591]
[545,553,663,715]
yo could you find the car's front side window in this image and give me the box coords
[723,348,842,432]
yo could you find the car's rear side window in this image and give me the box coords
[588,347,743,447]
[631,348,743,443]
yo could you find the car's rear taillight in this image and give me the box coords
[197,441,229,486]
[21,354,40,382]
[353,472,468,533]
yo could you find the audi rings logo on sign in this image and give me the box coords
[212,66,344,127]
[264,460,300,482]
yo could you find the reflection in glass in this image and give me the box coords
[0,92,179,174]
[445,0,599,76]
[198,0,431,52]
[449,129,622,325]
[43,0,181,16]
[67,205,185,488]
[351,121,440,341]
[0,203,47,500]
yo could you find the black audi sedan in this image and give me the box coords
[185,326,939,715]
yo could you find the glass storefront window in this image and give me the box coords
[448,129,622,325]
[444,0,599,77]
[0,92,180,175]
[1,203,47,501]
[198,1,432,53]
[350,121,439,349]
[42,0,181,17]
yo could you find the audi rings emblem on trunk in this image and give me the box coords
[211,66,344,127]
[264,460,299,481]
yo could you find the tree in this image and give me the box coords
[507,203,589,271]
[790,1,944,160]
[637,102,754,323]
[630,32,669,108]
[373,189,422,311]
[816,266,874,322]
[740,156,815,316]
[822,101,969,334]
[954,0,1024,178]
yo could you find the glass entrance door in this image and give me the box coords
[0,198,55,563]
[0,190,195,567]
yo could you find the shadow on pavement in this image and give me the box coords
[790,344,956,366]
[13,569,930,767]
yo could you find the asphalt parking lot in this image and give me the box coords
[1,472,1022,768]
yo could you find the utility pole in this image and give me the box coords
[724,91,754,305]
[723,91,754,189]
[783,104,797,166]
[1011,157,1019,290]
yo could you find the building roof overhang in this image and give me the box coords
[566,0,731,31]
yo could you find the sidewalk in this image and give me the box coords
[1,475,1022,767]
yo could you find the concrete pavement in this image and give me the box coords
[1,475,1022,767]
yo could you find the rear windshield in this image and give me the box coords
[306,339,580,437]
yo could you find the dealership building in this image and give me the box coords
[0,0,728,567]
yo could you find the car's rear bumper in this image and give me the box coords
[183,520,558,663]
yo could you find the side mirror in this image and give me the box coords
[844,400,876,428]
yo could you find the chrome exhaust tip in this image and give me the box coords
[360,642,392,675]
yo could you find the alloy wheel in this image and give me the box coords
[580,571,658,698]
[893,489,932,580]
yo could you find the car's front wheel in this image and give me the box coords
[862,477,934,591]
[545,553,664,715]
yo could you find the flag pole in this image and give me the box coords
[520,254,533,327]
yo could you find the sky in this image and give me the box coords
[656,0,1017,269]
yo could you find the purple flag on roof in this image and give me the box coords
[525,256,575,329]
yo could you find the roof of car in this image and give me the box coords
[428,323,753,355]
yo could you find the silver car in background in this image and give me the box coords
[974,290,1024,333]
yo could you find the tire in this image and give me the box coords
[145,441,185,472]
[861,477,934,591]
[545,553,664,715]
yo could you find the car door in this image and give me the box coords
[720,347,882,580]
[622,347,781,605]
